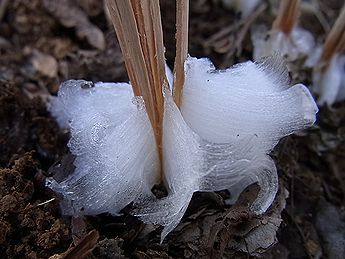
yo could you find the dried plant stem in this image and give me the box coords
[273,0,300,34]
[62,230,99,258]
[321,6,345,62]
[173,0,189,108]
[105,0,167,169]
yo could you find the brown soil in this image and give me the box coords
[0,0,344,258]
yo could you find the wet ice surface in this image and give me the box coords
[47,55,318,241]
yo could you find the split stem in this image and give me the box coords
[105,0,167,173]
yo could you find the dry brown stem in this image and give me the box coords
[273,0,300,34]
[62,230,99,259]
[105,0,167,169]
[321,6,345,62]
[173,0,189,108]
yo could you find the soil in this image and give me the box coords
[0,0,344,258]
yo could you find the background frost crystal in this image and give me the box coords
[221,0,261,18]
[251,25,315,62]
[313,54,345,106]
[47,55,317,242]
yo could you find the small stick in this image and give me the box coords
[36,198,56,207]
[105,0,167,170]
[173,0,189,108]
[62,230,99,259]
[273,0,300,34]
[320,6,345,62]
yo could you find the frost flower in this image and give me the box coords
[252,0,315,62]
[312,6,345,106]
[46,0,318,242]
[47,55,318,241]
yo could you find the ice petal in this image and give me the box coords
[46,80,159,215]
[181,56,318,151]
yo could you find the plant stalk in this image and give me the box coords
[105,0,167,174]
[273,0,300,34]
[321,6,345,62]
[173,0,189,108]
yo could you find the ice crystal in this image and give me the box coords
[47,55,318,241]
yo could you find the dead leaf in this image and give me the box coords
[43,0,105,50]
[49,230,100,259]
[71,216,87,245]
[236,186,289,256]
[164,181,288,258]
[30,49,58,78]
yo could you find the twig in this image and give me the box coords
[62,230,99,259]
[173,0,189,108]
[20,197,56,213]
[273,0,300,34]
[36,198,56,207]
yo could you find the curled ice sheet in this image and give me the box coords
[136,56,317,241]
[313,54,345,106]
[181,56,318,152]
[252,25,315,62]
[46,80,159,215]
[135,90,278,241]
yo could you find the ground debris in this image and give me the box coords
[315,200,345,259]
[25,49,58,78]
[236,186,288,256]
[0,152,71,258]
[93,238,127,259]
[0,85,68,167]
[145,182,288,258]
[49,230,99,259]
[43,0,105,50]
